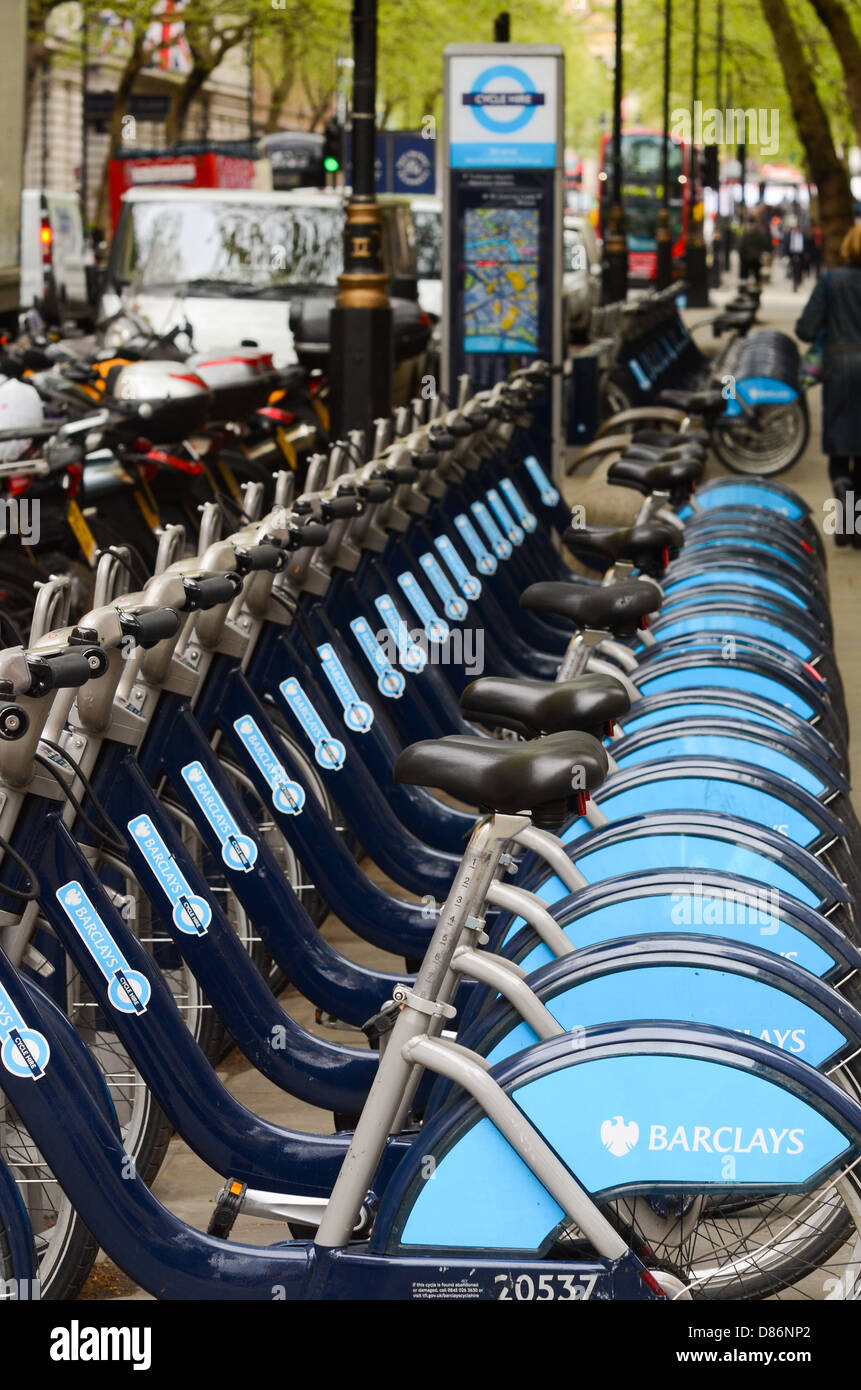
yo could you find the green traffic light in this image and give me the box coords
[324,156,340,172]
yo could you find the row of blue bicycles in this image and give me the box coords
[0,354,858,1303]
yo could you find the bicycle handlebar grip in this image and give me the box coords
[287,522,330,549]
[465,410,490,429]
[28,649,105,696]
[119,607,182,650]
[235,543,286,574]
[428,431,456,451]
[387,464,419,484]
[410,448,438,470]
[358,481,392,503]
[324,496,364,520]
[448,418,475,438]
[182,572,243,611]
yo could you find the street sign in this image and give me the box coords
[442,44,565,483]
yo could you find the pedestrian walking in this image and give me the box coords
[738,215,765,284]
[796,223,861,547]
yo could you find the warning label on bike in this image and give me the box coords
[434,535,482,600]
[233,713,307,811]
[278,678,347,770]
[128,813,212,933]
[316,644,374,732]
[0,981,49,1080]
[486,488,524,546]
[522,454,560,506]
[471,501,512,560]
[180,761,259,871]
[350,616,405,698]
[499,478,537,532]
[398,572,449,643]
[57,880,151,1016]
[454,515,497,575]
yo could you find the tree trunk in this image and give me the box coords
[759,0,854,266]
[94,33,148,238]
[164,64,211,144]
[808,0,861,144]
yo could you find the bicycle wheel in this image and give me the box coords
[712,397,810,476]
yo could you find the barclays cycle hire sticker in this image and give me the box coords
[434,535,482,600]
[233,714,307,812]
[316,644,374,733]
[419,553,468,621]
[398,572,449,644]
[350,616,405,699]
[486,489,524,546]
[499,478,537,533]
[181,761,258,872]
[0,981,49,1080]
[279,678,347,771]
[523,454,560,507]
[374,593,427,673]
[471,501,512,560]
[56,881,151,1016]
[454,514,497,575]
[128,814,212,933]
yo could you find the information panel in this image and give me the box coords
[443,45,564,482]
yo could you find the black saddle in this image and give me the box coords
[561,521,680,578]
[461,672,630,739]
[394,731,608,830]
[608,454,705,506]
[657,388,726,419]
[631,428,709,449]
[520,578,660,637]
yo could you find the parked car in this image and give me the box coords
[20,189,93,325]
[97,187,431,401]
[408,194,442,322]
[563,215,601,341]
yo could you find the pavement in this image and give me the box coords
[80,259,861,1300]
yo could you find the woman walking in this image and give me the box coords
[796,224,861,546]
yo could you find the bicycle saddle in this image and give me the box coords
[657,388,726,419]
[393,730,608,829]
[520,578,660,636]
[608,455,705,506]
[561,521,680,577]
[460,672,630,739]
[630,428,710,448]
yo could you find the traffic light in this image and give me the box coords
[323,120,342,175]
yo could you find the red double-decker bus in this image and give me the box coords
[597,128,694,283]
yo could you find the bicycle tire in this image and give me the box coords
[712,397,810,476]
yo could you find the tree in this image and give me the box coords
[806,0,861,143]
[759,0,854,263]
[163,0,264,144]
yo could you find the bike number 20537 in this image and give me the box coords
[494,1273,597,1301]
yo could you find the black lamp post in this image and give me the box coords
[710,0,723,287]
[602,0,628,304]
[655,0,673,289]
[686,0,709,305]
[329,0,393,441]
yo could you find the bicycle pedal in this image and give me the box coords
[207,1179,246,1240]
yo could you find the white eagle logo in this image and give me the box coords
[600,1115,639,1157]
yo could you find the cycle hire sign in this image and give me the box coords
[446,52,560,170]
[442,44,564,485]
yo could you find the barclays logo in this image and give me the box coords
[600,1115,639,1157]
[600,1116,806,1157]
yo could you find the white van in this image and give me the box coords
[20,189,92,323]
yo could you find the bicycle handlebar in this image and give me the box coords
[181,573,243,611]
[118,607,183,650]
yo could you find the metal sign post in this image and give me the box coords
[442,43,564,483]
